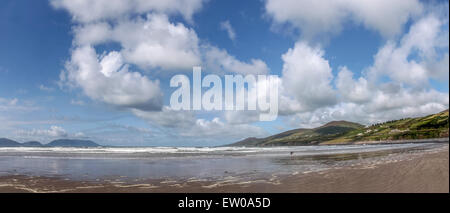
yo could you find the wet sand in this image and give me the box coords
[0,145,447,193]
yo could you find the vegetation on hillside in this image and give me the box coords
[327,109,449,144]
[230,110,449,146]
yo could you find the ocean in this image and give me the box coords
[0,143,444,183]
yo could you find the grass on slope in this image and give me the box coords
[333,110,449,143]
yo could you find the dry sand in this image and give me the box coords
[0,146,448,193]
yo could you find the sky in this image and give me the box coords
[0,0,448,147]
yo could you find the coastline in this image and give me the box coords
[0,143,447,193]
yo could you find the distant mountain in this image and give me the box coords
[228,110,449,146]
[46,139,100,147]
[22,141,43,147]
[0,138,100,147]
[0,138,21,147]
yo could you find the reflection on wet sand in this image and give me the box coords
[274,143,443,164]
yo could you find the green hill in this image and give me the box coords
[228,110,449,146]
[324,109,449,144]
[229,121,364,146]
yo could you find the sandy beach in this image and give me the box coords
[0,143,447,193]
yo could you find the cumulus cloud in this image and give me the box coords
[203,45,270,75]
[226,13,449,127]
[54,0,206,115]
[220,20,236,41]
[288,14,450,127]
[265,0,423,39]
[69,5,268,74]
[222,74,281,124]
[51,0,273,146]
[50,0,206,23]
[118,14,201,71]
[56,0,269,117]
[288,90,449,128]
[73,14,202,71]
[367,15,449,87]
[336,66,449,119]
[336,66,371,103]
[50,0,448,144]
[61,46,163,111]
[280,42,336,110]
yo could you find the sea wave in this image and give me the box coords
[0,143,431,156]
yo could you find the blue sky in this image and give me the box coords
[0,0,448,146]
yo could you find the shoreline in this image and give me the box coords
[0,144,447,193]
[1,137,448,149]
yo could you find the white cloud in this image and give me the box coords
[336,66,371,103]
[49,0,448,144]
[280,42,336,110]
[53,0,272,146]
[74,14,202,71]
[226,14,449,127]
[288,90,449,127]
[345,0,423,37]
[50,0,206,23]
[182,117,266,139]
[39,84,54,92]
[290,15,450,127]
[47,126,68,137]
[0,97,37,112]
[220,20,236,41]
[368,15,449,87]
[16,125,68,138]
[426,53,449,80]
[0,98,18,112]
[119,14,201,71]
[72,22,112,46]
[74,132,86,137]
[0,98,18,110]
[61,46,163,111]
[265,0,423,39]
[203,45,269,75]
[59,3,269,115]
[57,0,271,119]
[132,106,267,141]
[73,13,267,75]
[11,126,97,142]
